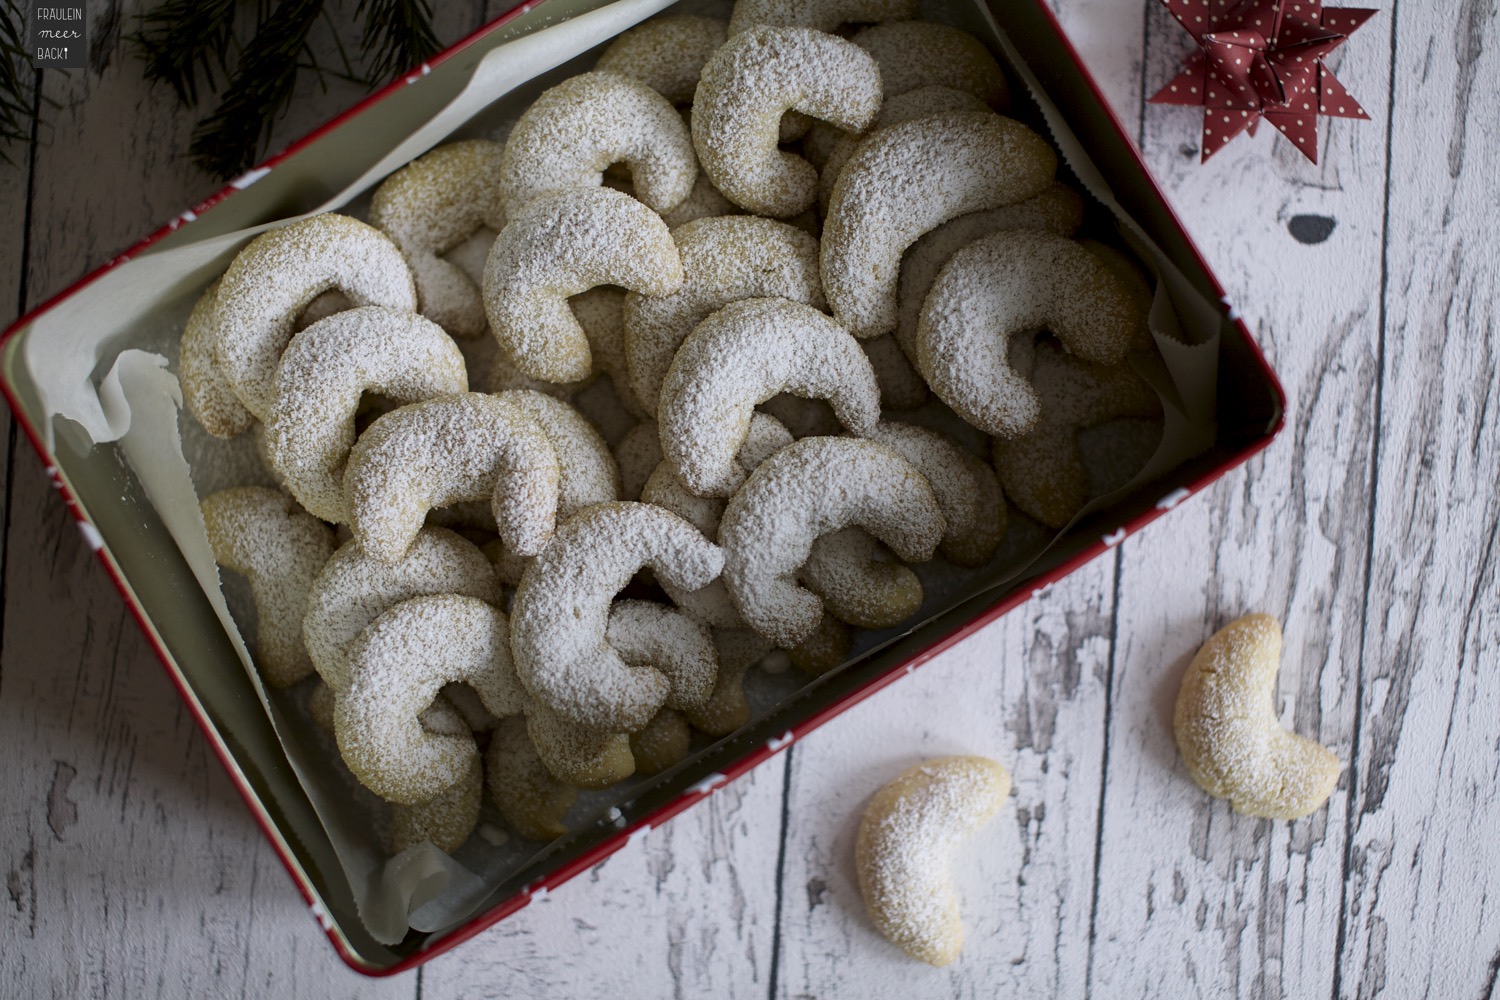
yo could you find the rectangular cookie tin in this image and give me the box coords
[0,0,1285,975]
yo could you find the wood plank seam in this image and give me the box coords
[1328,4,1402,997]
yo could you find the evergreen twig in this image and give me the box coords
[129,0,240,106]
[355,0,440,85]
[188,0,324,179]
[0,0,36,164]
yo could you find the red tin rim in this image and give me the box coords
[0,0,1287,977]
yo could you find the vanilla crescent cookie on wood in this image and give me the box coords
[343,392,563,563]
[1174,614,1341,820]
[263,306,467,522]
[179,280,253,438]
[368,140,507,338]
[213,213,417,419]
[719,437,944,647]
[917,230,1149,439]
[201,487,336,688]
[302,527,502,694]
[483,186,684,383]
[511,502,724,733]
[727,0,916,36]
[857,756,1011,965]
[336,595,528,805]
[657,297,881,496]
[691,26,881,217]
[594,16,728,104]
[623,216,825,418]
[822,112,1057,338]
[499,72,697,213]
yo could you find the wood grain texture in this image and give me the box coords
[1,0,1496,996]
[1084,3,1394,997]
[1336,1,1500,996]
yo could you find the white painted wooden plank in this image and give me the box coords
[424,767,784,998]
[1084,2,1394,996]
[1336,0,1500,994]
[773,565,1116,997]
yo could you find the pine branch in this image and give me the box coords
[130,0,241,106]
[355,0,440,85]
[188,0,324,179]
[0,0,37,164]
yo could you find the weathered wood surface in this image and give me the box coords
[1,1,1495,997]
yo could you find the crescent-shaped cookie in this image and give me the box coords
[343,392,563,563]
[856,756,1011,965]
[594,16,728,104]
[692,26,882,217]
[336,595,528,805]
[499,72,697,213]
[850,22,1008,108]
[1174,614,1342,820]
[511,502,724,732]
[991,339,1160,528]
[916,230,1148,438]
[368,140,507,338]
[201,487,335,688]
[800,527,924,629]
[485,716,579,841]
[623,216,825,417]
[180,280,253,438]
[302,527,502,693]
[263,306,468,522]
[867,421,1003,566]
[483,186,684,383]
[822,112,1057,338]
[213,213,417,418]
[498,389,621,519]
[391,756,483,854]
[657,297,881,496]
[894,182,1086,363]
[719,437,944,646]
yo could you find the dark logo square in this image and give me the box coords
[27,4,86,69]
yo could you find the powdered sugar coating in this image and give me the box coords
[657,297,881,496]
[391,755,482,854]
[499,72,697,213]
[201,487,336,688]
[525,702,636,788]
[867,421,984,557]
[991,339,1160,529]
[499,389,621,519]
[624,216,825,417]
[895,182,1085,361]
[856,756,1011,966]
[917,229,1147,438]
[344,393,562,563]
[719,437,944,647]
[214,214,416,418]
[368,140,508,338]
[1173,614,1342,820]
[482,186,684,383]
[594,15,728,104]
[727,0,916,36]
[302,527,501,693]
[801,527,924,629]
[486,716,578,840]
[644,412,793,627]
[264,307,468,522]
[817,86,993,216]
[822,111,1056,338]
[511,502,723,732]
[336,595,527,805]
[606,599,717,712]
[180,280,254,438]
[692,26,881,217]
[850,22,1009,108]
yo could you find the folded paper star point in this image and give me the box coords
[1149,0,1376,163]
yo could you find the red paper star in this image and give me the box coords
[1149,0,1376,163]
